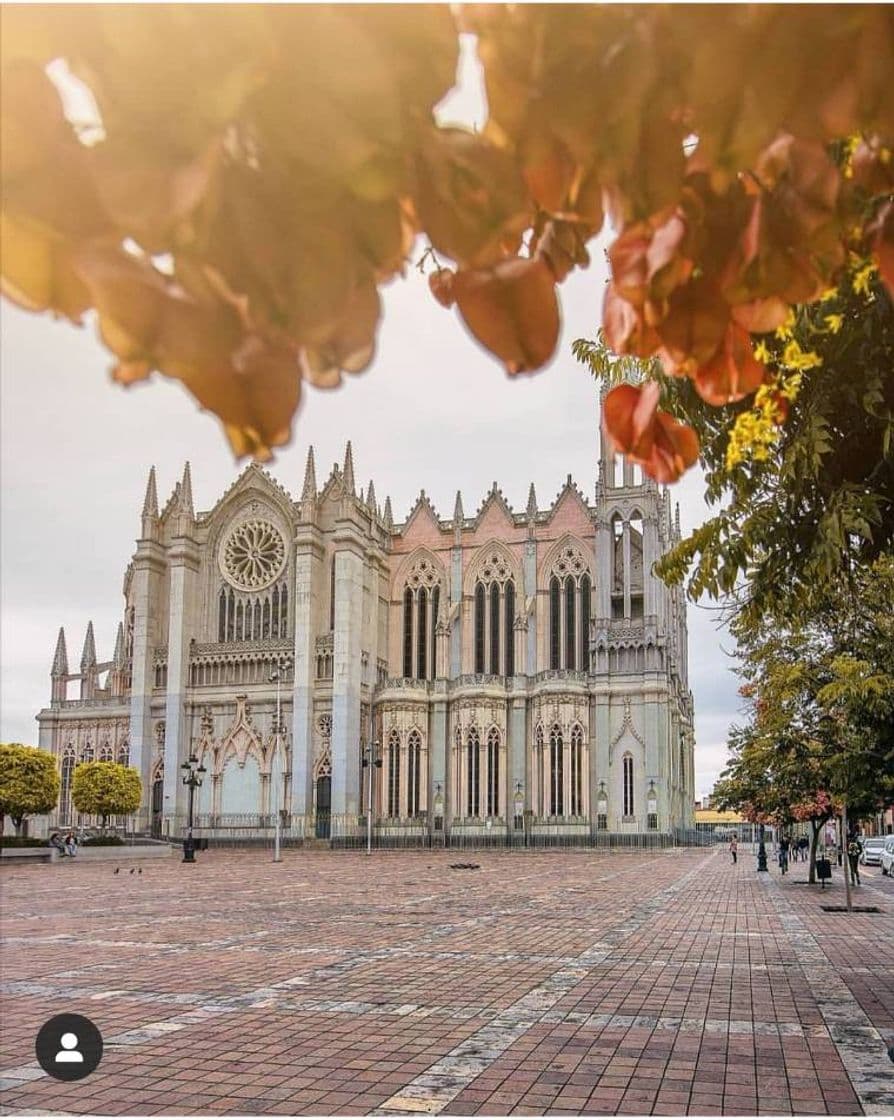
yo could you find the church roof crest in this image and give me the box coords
[401,489,440,534]
[472,480,514,528]
[202,462,296,526]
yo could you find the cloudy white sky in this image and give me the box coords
[0,33,742,798]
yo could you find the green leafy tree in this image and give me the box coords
[711,557,894,883]
[0,743,60,836]
[71,762,142,831]
[574,261,894,635]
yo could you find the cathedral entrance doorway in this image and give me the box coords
[315,775,331,839]
[151,778,163,838]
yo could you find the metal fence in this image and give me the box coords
[140,813,737,852]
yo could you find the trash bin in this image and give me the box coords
[816,857,832,888]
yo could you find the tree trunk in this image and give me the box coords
[808,819,822,884]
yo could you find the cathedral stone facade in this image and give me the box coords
[37,434,695,843]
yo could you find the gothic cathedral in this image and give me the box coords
[37,432,695,844]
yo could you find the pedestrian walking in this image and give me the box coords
[778,836,790,875]
[847,835,863,885]
[799,836,809,862]
[729,834,738,864]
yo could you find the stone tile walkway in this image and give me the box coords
[1,847,892,1115]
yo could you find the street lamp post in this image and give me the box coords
[362,739,381,854]
[180,754,207,864]
[757,822,768,872]
[269,663,284,863]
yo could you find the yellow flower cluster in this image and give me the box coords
[725,366,804,472]
[852,260,877,297]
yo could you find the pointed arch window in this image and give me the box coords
[504,581,515,678]
[218,589,227,642]
[60,747,76,821]
[549,577,561,670]
[474,583,486,674]
[486,728,500,817]
[388,730,401,818]
[430,585,440,678]
[580,574,591,672]
[549,725,563,816]
[403,588,413,678]
[99,743,113,762]
[570,725,584,816]
[489,583,500,674]
[279,585,288,638]
[417,588,428,681]
[623,753,635,818]
[565,574,576,670]
[466,728,480,817]
[407,730,422,817]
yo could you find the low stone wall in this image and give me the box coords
[73,844,173,862]
[0,843,173,864]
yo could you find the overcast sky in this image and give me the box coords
[0,33,742,797]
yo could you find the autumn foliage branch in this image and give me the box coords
[2,5,892,472]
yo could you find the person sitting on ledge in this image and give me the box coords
[48,833,67,856]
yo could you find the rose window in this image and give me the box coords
[221,520,286,591]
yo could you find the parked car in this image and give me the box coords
[860,836,888,865]
[880,837,894,876]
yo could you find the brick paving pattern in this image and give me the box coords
[1,847,892,1115]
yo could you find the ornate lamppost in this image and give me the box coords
[361,738,382,854]
[269,662,285,862]
[757,821,768,872]
[181,754,207,864]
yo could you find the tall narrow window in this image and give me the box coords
[490,583,500,674]
[279,585,288,638]
[549,725,563,816]
[474,583,486,674]
[565,574,576,670]
[403,588,413,678]
[388,731,401,818]
[218,589,227,642]
[236,601,244,641]
[623,754,634,817]
[504,580,515,677]
[549,577,561,670]
[430,585,440,680]
[417,587,428,680]
[60,749,75,821]
[407,730,422,817]
[580,574,591,672]
[486,728,500,817]
[466,728,480,817]
[226,589,235,640]
[329,556,336,631]
[270,587,279,638]
[570,725,583,816]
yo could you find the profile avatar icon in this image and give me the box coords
[54,1032,84,1064]
[35,1014,102,1081]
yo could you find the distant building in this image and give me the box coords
[37,430,695,844]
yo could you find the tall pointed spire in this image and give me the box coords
[366,479,377,511]
[383,495,394,531]
[80,621,96,671]
[301,445,317,502]
[179,461,194,518]
[342,440,355,493]
[453,490,464,524]
[141,465,159,538]
[526,483,537,520]
[142,466,158,519]
[674,502,681,538]
[52,627,68,676]
[113,622,125,668]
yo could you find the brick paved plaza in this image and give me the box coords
[1,847,892,1117]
